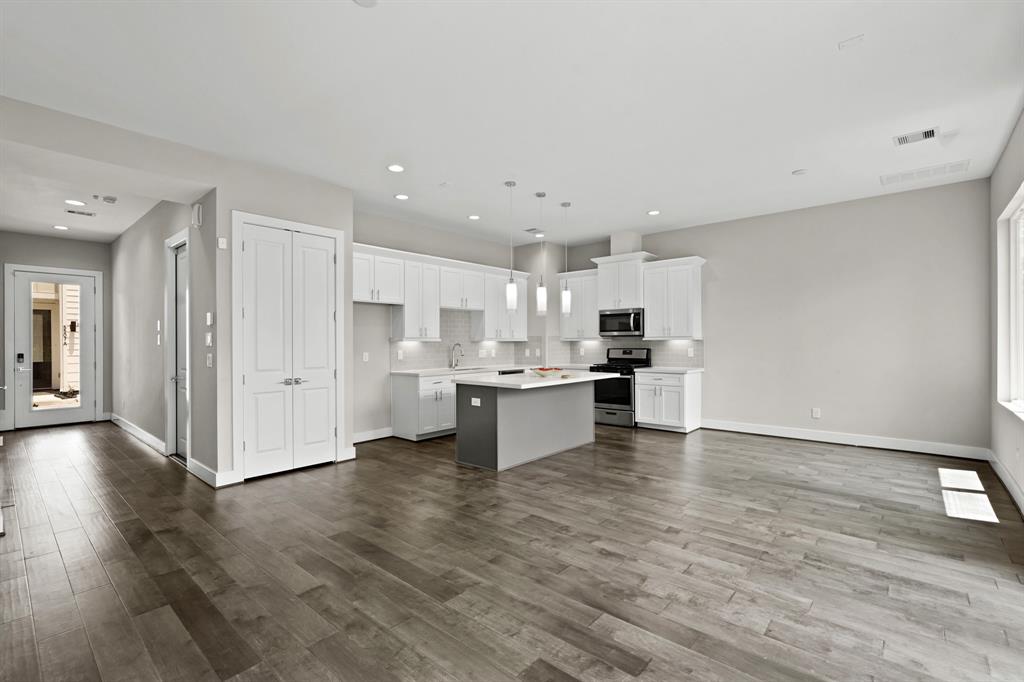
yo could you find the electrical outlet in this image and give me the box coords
[361,352,369,362]
[687,347,695,358]
[205,332,213,347]
[206,353,213,368]
[579,346,585,356]
[811,407,821,419]
[490,348,496,358]
[397,349,403,361]
[217,237,228,249]
[478,349,486,358]
[524,349,530,358]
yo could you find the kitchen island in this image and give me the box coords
[454,371,620,471]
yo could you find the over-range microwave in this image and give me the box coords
[599,308,644,337]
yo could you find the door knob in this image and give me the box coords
[282,378,293,385]
[293,377,303,385]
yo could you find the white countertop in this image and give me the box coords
[634,366,704,374]
[453,371,621,390]
[391,365,533,377]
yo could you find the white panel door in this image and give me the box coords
[582,276,600,339]
[619,261,642,308]
[644,268,667,338]
[463,271,486,310]
[352,251,373,302]
[659,386,684,428]
[13,271,97,428]
[242,224,293,478]
[597,265,618,309]
[439,267,463,309]
[421,264,441,339]
[635,385,657,423]
[374,256,405,304]
[291,232,336,469]
[667,266,693,338]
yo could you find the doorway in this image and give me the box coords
[164,230,189,466]
[4,265,102,428]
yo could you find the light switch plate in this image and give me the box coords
[205,332,213,347]
[206,353,214,368]
[471,397,481,407]
[811,407,821,419]
[397,349,403,361]
[524,349,530,358]
[218,237,228,249]
[206,312,214,326]
[687,347,695,357]
[362,352,369,362]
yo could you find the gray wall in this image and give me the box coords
[567,239,609,271]
[353,303,392,436]
[639,179,991,449]
[991,106,1024,500]
[110,200,192,440]
[0,230,114,415]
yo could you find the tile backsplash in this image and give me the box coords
[390,309,519,370]
[552,338,704,368]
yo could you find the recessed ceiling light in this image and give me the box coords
[53,225,69,231]
[394,194,409,201]
[535,233,545,238]
[467,215,480,221]
[387,164,404,173]
[792,169,809,175]
[64,199,86,207]
[647,210,660,216]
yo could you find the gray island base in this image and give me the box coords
[454,372,620,471]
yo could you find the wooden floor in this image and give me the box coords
[2,423,1023,682]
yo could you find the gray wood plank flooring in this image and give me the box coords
[0,422,1022,681]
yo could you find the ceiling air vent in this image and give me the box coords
[523,228,540,234]
[880,160,970,187]
[65,208,96,217]
[893,128,938,147]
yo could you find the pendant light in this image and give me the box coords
[535,191,548,316]
[504,181,518,312]
[561,201,572,315]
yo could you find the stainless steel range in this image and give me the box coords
[589,347,651,427]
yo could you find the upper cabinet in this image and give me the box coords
[592,252,656,310]
[471,274,527,342]
[559,271,600,341]
[642,257,705,340]
[439,267,485,311]
[353,251,404,304]
[392,261,441,341]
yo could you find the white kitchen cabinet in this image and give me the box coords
[353,250,405,303]
[558,271,599,340]
[642,257,705,339]
[392,261,440,341]
[592,253,656,309]
[394,374,458,440]
[440,267,486,310]
[634,371,702,432]
[472,274,526,341]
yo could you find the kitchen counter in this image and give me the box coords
[455,371,617,472]
[453,371,620,390]
[634,366,704,374]
[390,365,533,377]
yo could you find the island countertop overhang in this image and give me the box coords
[452,371,621,390]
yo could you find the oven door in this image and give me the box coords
[594,375,634,411]
[599,309,643,337]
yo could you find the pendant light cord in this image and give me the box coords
[561,201,571,283]
[505,181,516,279]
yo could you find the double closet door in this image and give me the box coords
[241,224,337,478]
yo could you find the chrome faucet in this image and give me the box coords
[450,343,464,369]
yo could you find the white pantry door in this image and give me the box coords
[291,232,336,468]
[241,224,294,478]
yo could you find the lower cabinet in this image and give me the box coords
[393,374,457,440]
[634,372,702,433]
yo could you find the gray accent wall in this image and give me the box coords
[639,179,991,450]
[0,230,113,415]
[353,303,392,437]
[110,200,192,441]
[991,106,1024,502]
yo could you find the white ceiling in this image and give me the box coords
[0,141,211,242]
[1,1,1022,245]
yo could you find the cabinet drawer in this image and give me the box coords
[635,373,682,386]
[418,375,453,390]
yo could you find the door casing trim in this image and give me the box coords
[164,229,190,465]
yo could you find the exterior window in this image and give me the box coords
[1011,210,1024,406]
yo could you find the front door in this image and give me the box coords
[13,271,97,427]
[174,245,189,458]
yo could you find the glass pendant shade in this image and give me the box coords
[536,283,547,316]
[561,286,572,315]
[506,278,518,311]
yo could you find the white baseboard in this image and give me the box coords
[187,458,243,488]
[354,427,392,443]
[338,446,357,462]
[110,413,165,454]
[96,412,111,421]
[701,419,993,460]
[990,454,1024,514]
